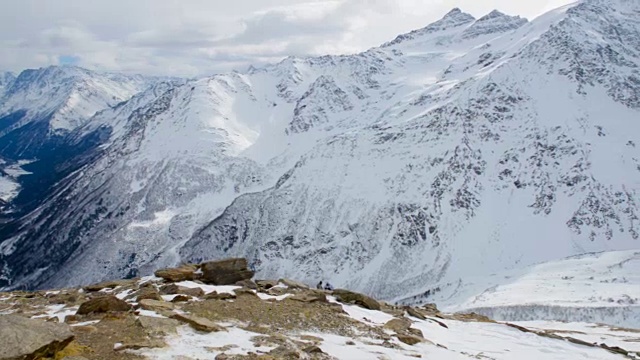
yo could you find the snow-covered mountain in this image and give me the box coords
[0,72,16,98]
[0,66,166,157]
[0,0,639,325]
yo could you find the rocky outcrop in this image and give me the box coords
[333,289,381,310]
[0,314,74,359]
[76,296,132,315]
[154,264,200,282]
[200,258,254,285]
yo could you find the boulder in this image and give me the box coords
[332,289,381,311]
[407,327,424,338]
[76,296,131,315]
[84,279,135,292]
[405,306,426,320]
[134,287,163,302]
[256,280,279,290]
[138,299,176,312]
[204,292,236,301]
[396,333,423,346]
[234,288,258,297]
[170,313,225,332]
[0,314,75,359]
[278,278,309,289]
[235,279,258,290]
[170,295,192,303]
[384,317,412,333]
[154,264,199,282]
[289,290,327,303]
[200,258,254,285]
[303,345,324,354]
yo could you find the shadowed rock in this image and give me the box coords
[76,296,131,315]
[333,289,381,311]
[200,258,254,285]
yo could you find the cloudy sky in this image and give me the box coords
[1,0,574,77]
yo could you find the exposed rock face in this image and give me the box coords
[76,296,131,315]
[200,258,254,285]
[333,289,381,310]
[0,314,74,359]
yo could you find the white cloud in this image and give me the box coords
[0,0,575,77]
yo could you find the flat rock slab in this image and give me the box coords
[170,313,225,332]
[0,314,74,360]
[155,265,199,282]
[138,299,176,312]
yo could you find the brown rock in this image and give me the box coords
[76,296,131,315]
[113,338,166,351]
[384,317,412,333]
[136,316,180,336]
[235,279,258,289]
[422,303,439,314]
[268,345,300,359]
[278,278,309,289]
[396,334,423,346]
[126,287,163,302]
[405,307,427,320]
[256,280,279,290]
[303,345,324,354]
[289,290,327,303]
[332,289,381,310]
[204,292,236,301]
[234,288,258,297]
[84,279,135,292]
[170,295,192,303]
[138,299,176,312]
[159,284,204,297]
[407,328,424,338]
[0,314,75,360]
[200,258,254,285]
[154,264,199,282]
[170,313,224,332]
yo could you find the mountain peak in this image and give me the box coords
[444,7,463,17]
[482,10,507,20]
[382,8,475,47]
[462,9,527,38]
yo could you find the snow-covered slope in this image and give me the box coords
[399,250,640,327]
[1,0,639,322]
[0,66,162,133]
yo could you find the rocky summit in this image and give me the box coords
[0,258,638,360]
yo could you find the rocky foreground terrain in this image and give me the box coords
[0,258,639,360]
